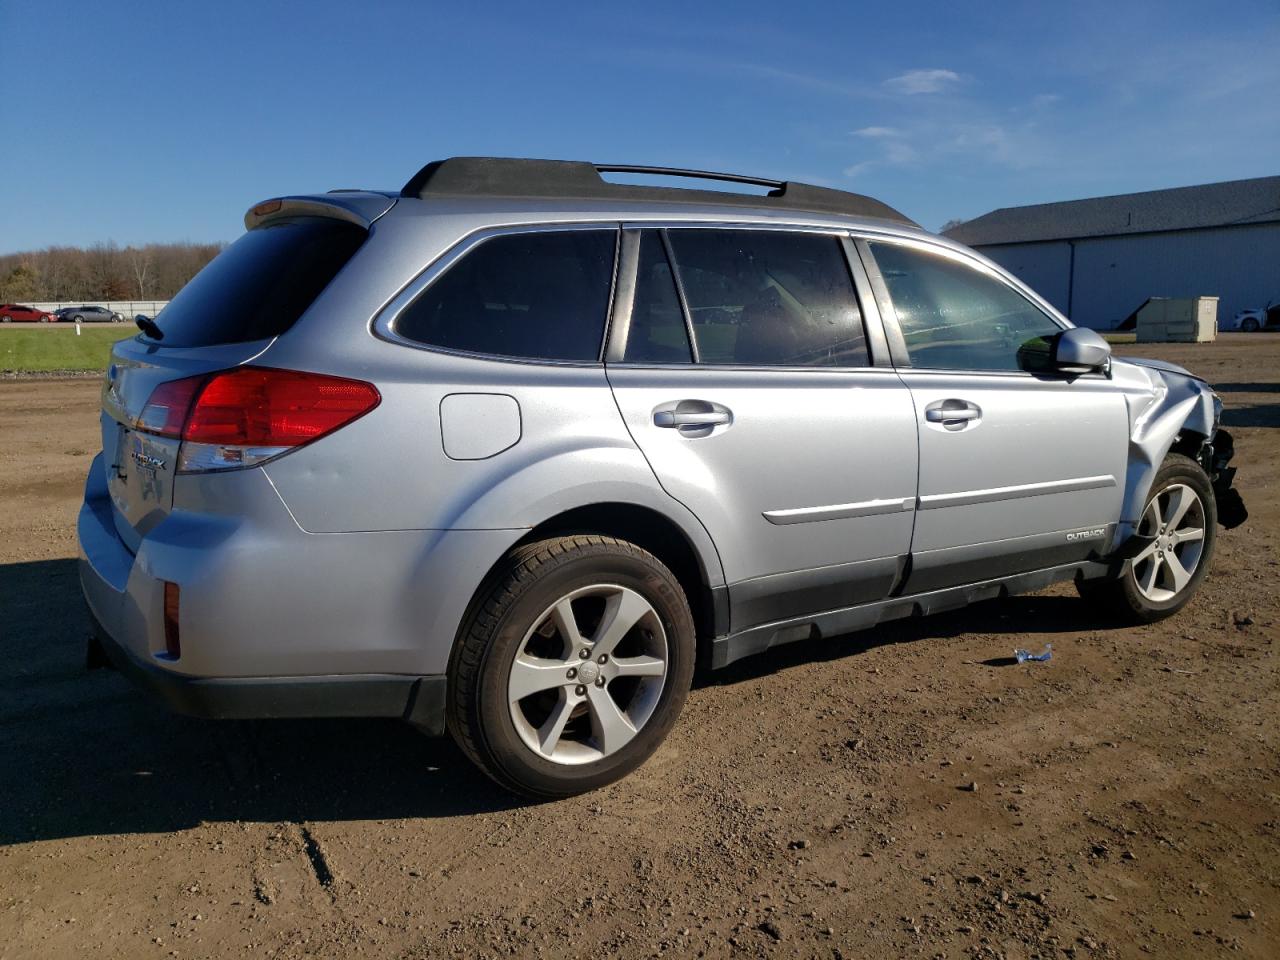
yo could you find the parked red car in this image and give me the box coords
[0,304,55,323]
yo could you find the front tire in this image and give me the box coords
[447,535,696,799]
[1078,453,1216,622]
[1241,317,1260,332]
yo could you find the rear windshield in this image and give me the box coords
[146,217,366,347]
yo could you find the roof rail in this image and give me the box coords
[401,157,917,226]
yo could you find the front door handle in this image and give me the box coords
[654,410,730,428]
[652,400,733,437]
[924,399,982,428]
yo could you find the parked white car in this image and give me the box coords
[1223,301,1279,331]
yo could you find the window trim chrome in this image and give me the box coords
[371,222,623,366]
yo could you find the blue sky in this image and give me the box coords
[2,0,1278,253]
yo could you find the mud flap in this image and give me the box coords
[1109,532,1155,562]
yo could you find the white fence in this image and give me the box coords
[25,301,170,317]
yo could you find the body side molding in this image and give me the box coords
[917,475,1116,511]
[764,475,1117,526]
[763,497,916,525]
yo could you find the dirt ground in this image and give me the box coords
[2,335,1276,960]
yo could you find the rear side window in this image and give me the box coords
[661,230,868,367]
[150,218,366,348]
[396,230,617,362]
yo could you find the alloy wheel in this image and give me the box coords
[507,584,668,765]
[1130,482,1207,603]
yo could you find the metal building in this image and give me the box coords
[944,176,1280,329]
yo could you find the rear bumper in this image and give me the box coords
[76,451,459,731]
[86,601,446,730]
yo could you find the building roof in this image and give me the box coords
[945,175,1280,246]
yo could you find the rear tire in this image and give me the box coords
[447,535,696,799]
[1077,453,1216,623]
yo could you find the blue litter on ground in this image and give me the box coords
[1014,643,1053,664]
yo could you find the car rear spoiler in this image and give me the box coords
[243,191,397,231]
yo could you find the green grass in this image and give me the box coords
[1102,332,1137,344]
[0,328,131,373]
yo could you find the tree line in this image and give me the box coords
[0,241,225,303]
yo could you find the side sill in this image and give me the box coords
[709,559,1117,669]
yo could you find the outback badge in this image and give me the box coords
[1066,527,1106,542]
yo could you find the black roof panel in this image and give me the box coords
[402,157,917,227]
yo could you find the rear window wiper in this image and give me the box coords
[135,314,164,340]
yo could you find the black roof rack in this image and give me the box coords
[401,157,917,226]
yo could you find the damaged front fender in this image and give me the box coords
[1110,357,1230,550]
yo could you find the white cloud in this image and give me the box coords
[884,139,919,164]
[844,126,918,178]
[884,68,962,95]
[852,126,904,138]
[946,123,1019,164]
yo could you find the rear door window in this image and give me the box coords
[622,232,693,363]
[395,230,617,362]
[662,229,868,366]
[147,217,367,348]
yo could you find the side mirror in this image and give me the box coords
[135,314,150,323]
[1054,327,1111,374]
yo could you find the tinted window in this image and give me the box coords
[147,218,366,348]
[666,230,868,366]
[623,232,692,363]
[870,242,1061,372]
[396,230,616,362]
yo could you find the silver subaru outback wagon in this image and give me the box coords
[79,158,1246,798]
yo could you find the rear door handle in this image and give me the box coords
[652,400,733,436]
[924,399,982,426]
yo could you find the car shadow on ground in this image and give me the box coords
[1212,382,1280,393]
[1,558,520,846]
[2,557,1113,844]
[1206,382,1280,429]
[1222,404,1280,428]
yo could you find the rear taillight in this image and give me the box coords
[136,376,203,438]
[136,367,380,473]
